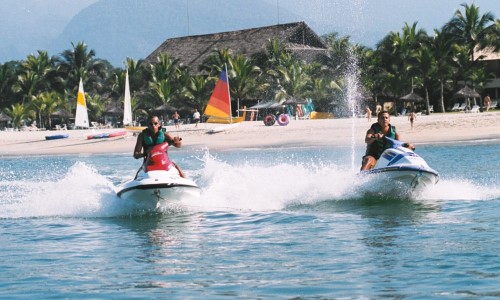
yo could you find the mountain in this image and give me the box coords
[0,0,97,62]
[47,0,304,66]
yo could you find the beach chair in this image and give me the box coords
[456,103,466,112]
[450,103,460,111]
[429,105,434,113]
[490,100,498,110]
[470,105,480,113]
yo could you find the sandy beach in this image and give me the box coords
[1,111,499,156]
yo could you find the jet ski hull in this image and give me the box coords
[361,138,439,194]
[117,169,201,211]
[362,165,439,192]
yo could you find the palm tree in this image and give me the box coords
[412,44,437,114]
[0,62,18,107]
[57,41,109,93]
[200,48,232,76]
[443,3,499,95]
[430,29,455,112]
[32,91,61,129]
[13,51,56,102]
[11,70,38,105]
[276,60,312,101]
[227,54,261,110]
[4,103,28,129]
[444,3,498,63]
[184,75,214,112]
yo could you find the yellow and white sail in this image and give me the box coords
[74,78,89,128]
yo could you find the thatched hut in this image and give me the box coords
[145,21,328,74]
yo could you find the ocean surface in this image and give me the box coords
[1,140,499,299]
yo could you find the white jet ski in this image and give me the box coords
[116,142,201,210]
[361,137,439,193]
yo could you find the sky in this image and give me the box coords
[1,0,499,64]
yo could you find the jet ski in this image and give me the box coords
[361,137,439,193]
[116,142,201,210]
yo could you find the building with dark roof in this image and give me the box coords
[145,21,328,73]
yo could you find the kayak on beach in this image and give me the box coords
[45,134,69,140]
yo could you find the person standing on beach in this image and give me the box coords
[375,103,382,116]
[484,94,491,111]
[365,106,372,122]
[172,111,180,129]
[192,108,200,127]
[408,111,416,130]
[360,111,414,171]
[133,115,185,178]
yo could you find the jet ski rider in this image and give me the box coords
[360,110,414,171]
[133,115,186,178]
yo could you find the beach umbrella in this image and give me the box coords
[154,103,178,112]
[454,86,481,108]
[400,92,424,112]
[50,109,74,118]
[400,92,424,102]
[106,106,124,115]
[454,86,481,98]
[282,98,307,105]
[0,112,12,122]
[250,101,276,109]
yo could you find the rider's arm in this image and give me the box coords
[365,129,382,144]
[133,133,144,159]
[165,132,182,148]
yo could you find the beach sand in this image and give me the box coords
[1,111,499,157]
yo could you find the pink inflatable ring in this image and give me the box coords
[277,114,290,126]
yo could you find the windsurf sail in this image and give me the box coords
[123,70,133,126]
[74,78,89,128]
[204,67,245,124]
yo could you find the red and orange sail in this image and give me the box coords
[204,70,231,120]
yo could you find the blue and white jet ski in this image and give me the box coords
[361,137,439,193]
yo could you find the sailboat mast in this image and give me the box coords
[225,63,232,123]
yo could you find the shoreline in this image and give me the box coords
[1,111,499,156]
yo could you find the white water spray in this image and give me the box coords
[341,0,367,171]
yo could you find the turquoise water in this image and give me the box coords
[1,142,499,298]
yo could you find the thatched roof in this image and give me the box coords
[145,21,328,73]
[475,47,500,61]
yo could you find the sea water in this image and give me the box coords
[1,141,499,298]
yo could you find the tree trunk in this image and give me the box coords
[440,80,445,112]
[425,87,430,115]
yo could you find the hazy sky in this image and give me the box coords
[1,0,499,63]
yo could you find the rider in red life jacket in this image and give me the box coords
[133,115,186,178]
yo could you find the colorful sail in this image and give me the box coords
[123,70,132,126]
[74,78,89,128]
[204,70,231,120]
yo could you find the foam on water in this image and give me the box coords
[1,151,498,219]
[0,162,127,218]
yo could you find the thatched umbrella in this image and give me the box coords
[0,112,12,122]
[455,86,481,98]
[154,103,178,112]
[282,98,307,105]
[400,92,424,102]
[454,86,481,108]
[51,109,74,118]
[0,112,12,129]
[250,101,276,109]
[106,106,124,115]
[400,92,424,112]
